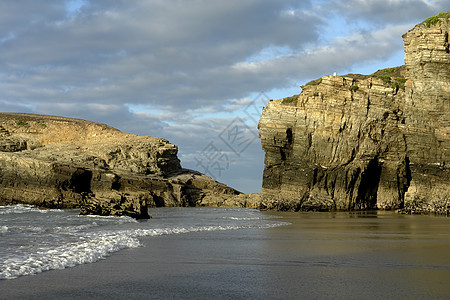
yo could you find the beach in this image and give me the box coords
[1,209,450,299]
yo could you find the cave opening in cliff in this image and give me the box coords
[280,149,286,161]
[355,157,382,209]
[70,168,92,194]
[286,128,293,145]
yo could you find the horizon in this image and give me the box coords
[0,1,447,193]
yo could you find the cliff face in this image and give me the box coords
[258,16,449,214]
[0,113,240,218]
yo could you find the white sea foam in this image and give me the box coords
[0,225,8,234]
[52,222,99,233]
[223,215,284,221]
[225,217,263,220]
[1,233,141,279]
[0,221,288,280]
[80,214,138,223]
[1,229,141,279]
[0,204,62,215]
[0,205,289,280]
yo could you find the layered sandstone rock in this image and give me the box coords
[401,18,450,214]
[0,113,240,218]
[258,15,449,214]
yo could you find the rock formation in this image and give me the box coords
[0,113,240,218]
[258,14,449,214]
[1,14,448,217]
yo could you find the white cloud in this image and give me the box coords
[0,0,447,192]
[327,0,446,26]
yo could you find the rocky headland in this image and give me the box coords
[0,113,245,218]
[258,13,449,214]
[1,14,448,218]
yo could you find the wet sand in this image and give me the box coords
[1,211,450,299]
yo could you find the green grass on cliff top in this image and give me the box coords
[290,66,406,104]
[423,11,450,27]
[304,65,405,86]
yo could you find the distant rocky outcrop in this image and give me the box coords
[0,113,240,218]
[258,13,449,214]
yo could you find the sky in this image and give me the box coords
[0,0,447,193]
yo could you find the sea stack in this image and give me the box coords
[258,13,449,214]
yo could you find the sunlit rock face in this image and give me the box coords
[0,113,241,218]
[258,17,449,214]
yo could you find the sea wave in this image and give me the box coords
[0,204,62,215]
[224,217,263,220]
[222,215,283,221]
[1,232,141,280]
[0,221,289,280]
[0,225,8,234]
[79,214,139,223]
[2,224,100,235]
[52,222,100,233]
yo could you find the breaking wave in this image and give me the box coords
[0,206,288,280]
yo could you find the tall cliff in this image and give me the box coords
[258,14,449,214]
[0,113,241,218]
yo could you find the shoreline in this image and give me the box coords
[1,210,450,299]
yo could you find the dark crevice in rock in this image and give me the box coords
[355,157,382,210]
[346,168,361,209]
[397,156,412,209]
[111,175,121,191]
[286,128,293,145]
[307,133,313,149]
[70,168,92,194]
[444,31,449,53]
[312,168,318,186]
[151,193,166,207]
[280,149,286,161]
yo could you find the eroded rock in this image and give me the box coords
[258,15,449,214]
[0,113,240,218]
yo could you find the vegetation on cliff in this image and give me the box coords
[301,65,406,94]
[423,11,450,27]
[370,66,407,90]
[260,16,449,215]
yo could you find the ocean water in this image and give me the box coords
[2,205,450,299]
[0,204,287,280]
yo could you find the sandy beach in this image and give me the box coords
[1,211,450,300]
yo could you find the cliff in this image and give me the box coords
[0,113,241,218]
[258,14,449,214]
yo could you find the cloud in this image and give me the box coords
[0,0,323,111]
[326,0,446,25]
[0,1,65,32]
[0,0,446,192]
[0,100,34,113]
